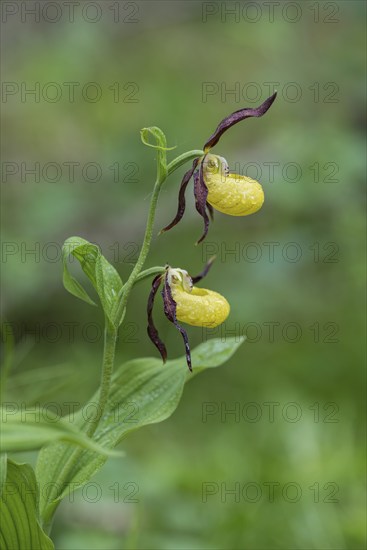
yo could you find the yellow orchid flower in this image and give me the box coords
[147,259,229,371]
[160,92,276,243]
[202,153,264,217]
[168,268,230,329]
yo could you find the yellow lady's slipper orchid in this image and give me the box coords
[147,259,229,371]
[168,268,230,328]
[202,154,264,217]
[160,92,276,243]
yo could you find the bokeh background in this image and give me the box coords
[1,1,366,548]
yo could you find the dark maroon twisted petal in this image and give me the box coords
[160,157,199,234]
[147,274,167,363]
[193,159,210,245]
[191,256,216,285]
[162,273,192,372]
[203,92,277,151]
[206,201,214,221]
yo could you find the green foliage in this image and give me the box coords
[0,408,120,456]
[36,338,243,520]
[3,122,246,542]
[2,5,365,545]
[62,237,123,327]
[0,454,7,497]
[0,460,54,549]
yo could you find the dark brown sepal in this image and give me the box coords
[203,92,277,151]
[193,159,210,245]
[147,274,167,363]
[162,272,192,372]
[160,157,199,234]
[206,201,214,221]
[191,256,216,284]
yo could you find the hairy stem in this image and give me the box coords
[86,324,117,437]
[113,149,202,326]
[42,323,117,533]
[112,176,164,327]
[43,148,201,534]
[167,150,204,176]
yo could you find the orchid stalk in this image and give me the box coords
[0,94,276,546]
[87,92,277,421]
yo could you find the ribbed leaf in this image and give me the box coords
[0,409,121,457]
[0,460,54,549]
[0,454,6,497]
[37,337,244,521]
[62,237,123,326]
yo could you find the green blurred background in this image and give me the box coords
[1,1,365,548]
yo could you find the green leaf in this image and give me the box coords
[7,364,77,405]
[0,460,54,549]
[0,408,121,457]
[0,321,15,406]
[0,454,7,497]
[62,237,123,326]
[36,337,244,521]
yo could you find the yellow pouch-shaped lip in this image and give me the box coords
[203,154,264,216]
[207,173,264,216]
[171,286,230,328]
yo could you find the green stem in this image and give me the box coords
[113,149,202,326]
[43,147,201,533]
[112,178,162,326]
[86,324,117,437]
[42,323,117,533]
[121,266,165,292]
[167,150,204,176]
